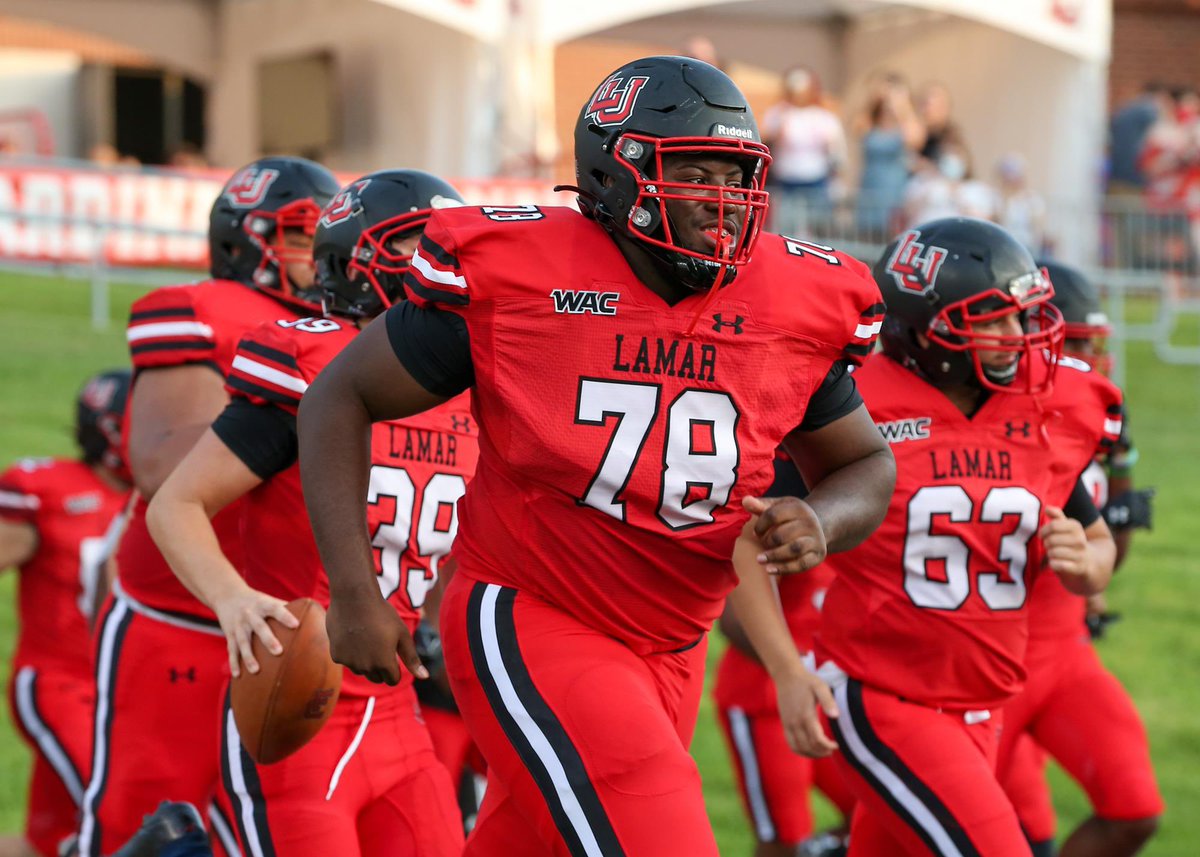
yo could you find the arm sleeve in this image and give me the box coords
[1063,475,1102,528]
[384,301,474,397]
[126,286,220,374]
[0,466,40,525]
[797,361,864,431]
[224,325,307,415]
[210,399,298,480]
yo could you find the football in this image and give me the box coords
[229,597,342,765]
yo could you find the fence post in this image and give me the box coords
[90,224,109,331]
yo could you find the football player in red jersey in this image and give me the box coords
[298,56,896,856]
[713,453,855,857]
[995,260,1161,857]
[755,218,1122,856]
[79,157,339,857]
[0,370,132,857]
[147,170,472,857]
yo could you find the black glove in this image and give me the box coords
[1086,610,1123,640]
[1102,488,1155,531]
[413,620,444,676]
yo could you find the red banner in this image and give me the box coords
[0,162,568,269]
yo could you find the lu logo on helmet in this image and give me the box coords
[585,75,650,127]
[885,229,949,295]
[223,167,280,208]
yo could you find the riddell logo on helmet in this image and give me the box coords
[885,229,948,295]
[224,168,280,208]
[585,75,650,127]
[712,124,754,139]
[320,179,371,227]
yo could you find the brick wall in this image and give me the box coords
[1111,0,1200,108]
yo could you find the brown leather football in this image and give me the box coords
[229,597,342,765]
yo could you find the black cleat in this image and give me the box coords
[112,801,213,857]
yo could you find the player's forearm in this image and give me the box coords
[146,491,247,609]
[298,374,380,601]
[728,527,807,681]
[803,447,895,553]
[0,519,38,569]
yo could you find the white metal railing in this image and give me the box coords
[3,194,1199,387]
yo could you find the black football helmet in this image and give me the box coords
[208,156,341,312]
[572,55,771,291]
[1039,259,1112,375]
[313,170,465,319]
[875,217,1065,395]
[76,369,131,478]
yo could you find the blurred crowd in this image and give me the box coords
[754,65,1050,254]
[1109,81,1200,271]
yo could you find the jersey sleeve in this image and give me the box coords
[126,285,220,373]
[224,322,308,416]
[0,464,40,526]
[404,213,472,312]
[840,257,886,366]
[1096,388,1125,457]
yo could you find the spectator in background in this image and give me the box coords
[916,81,966,167]
[1109,81,1169,192]
[681,34,725,71]
[1138,86,1200,271]
[761,65,846,237]
[854,74,925,238]
[994,153,1049,255]
[903,140,994,227]
[168,143,209,170]
[87,143,120,166]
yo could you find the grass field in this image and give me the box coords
[1,271,1198,854]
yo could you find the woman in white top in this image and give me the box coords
[762,66,847,238]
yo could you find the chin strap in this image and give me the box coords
[684,233,734,337]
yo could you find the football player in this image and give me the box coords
[79,157,339,857]
[996,260,1162,857]
[298,55,896,855]
[147,170,472,856]
[0,370,132,857]
[712,452,854,857]
[741,218,1123,855]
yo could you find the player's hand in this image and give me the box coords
[213,588,299,679]
[775,667,839,758]
[1040,507,1090,581]
[326,590,429,686]
[744,496,827,574]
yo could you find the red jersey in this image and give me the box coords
[404,206,883,653]
[117,279,305,617]
[816,354,1123,709]
[224,317,479,695]
[0,458,127,676]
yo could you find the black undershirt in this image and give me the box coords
[211,399,298,479]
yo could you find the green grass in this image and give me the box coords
[1,274,1197,854]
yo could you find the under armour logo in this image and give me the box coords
[1005,421,1032,438]
[712,313,744,335]
[168,667,197,683]
[450,415,472,434]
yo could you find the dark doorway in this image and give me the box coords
[114,69,207,166]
